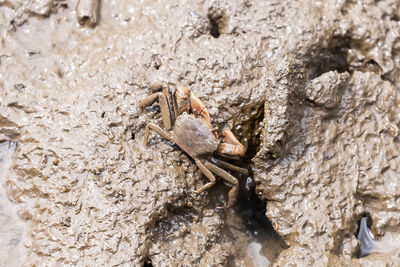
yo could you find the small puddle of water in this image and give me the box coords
[358,216,400,259]
[247,241,270,266]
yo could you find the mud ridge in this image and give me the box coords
[1,0,400,266]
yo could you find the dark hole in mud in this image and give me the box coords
[143,257,153,267]
[79,16,91,26]
[358,58,383,75]
[364,59,378,67]
[231,132,287,262]
[14,83,25,92]
[56,69,63,78]
[208,16,221,38]
[381,72,395,84]
[143,104,161,114]
[153,206,194,239]
[207,9,226,38]
[391,13,399,22]
[10,20,16,29]
[307,37,351,79]
[363,59,380,72]
[234,170,282,236]
[214,103,287,264]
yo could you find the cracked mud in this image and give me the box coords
[0,0,400,266]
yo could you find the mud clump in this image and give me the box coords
[0,0,400,266]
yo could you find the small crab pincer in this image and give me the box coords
[139,86,248,208]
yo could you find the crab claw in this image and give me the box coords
[216,129,246,157]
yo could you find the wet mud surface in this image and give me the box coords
[0,0,400,266]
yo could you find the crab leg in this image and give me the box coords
[212,158,249,175]
[193,159,216,194]
[216,129,246,157]
[204,161,239,208]
[143,123,174,146]
[139,92,172,130]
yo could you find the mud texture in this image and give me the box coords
[0,0,399,266]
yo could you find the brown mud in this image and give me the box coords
[0,0,399,266]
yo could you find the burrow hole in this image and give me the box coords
[207,8,227,38]
[143,257,153,267]
[213,102,287,262]
[306,36,351,79]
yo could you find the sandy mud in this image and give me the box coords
[0,0,399,266]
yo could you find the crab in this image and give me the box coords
[139,86,248,208]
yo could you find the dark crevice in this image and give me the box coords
[153,205,194,240]
[232,103,287,255]
[349,57,384,76]
[207,9,226,38]
[306,37,351,79]
[391,13,399,22]
[381,72,395,84]
[208,16,221,38]
[361,58,382,74]
[217,101,287,262]
[14,83,25,92]
[364,59,378,67]
[143,257,153,267]
[151,54,161,70]
[232,169,284,240]
[142,104,161,114]
[78,16,91,26]
[240,103,265,159]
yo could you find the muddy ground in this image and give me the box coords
[0,0,400,266]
